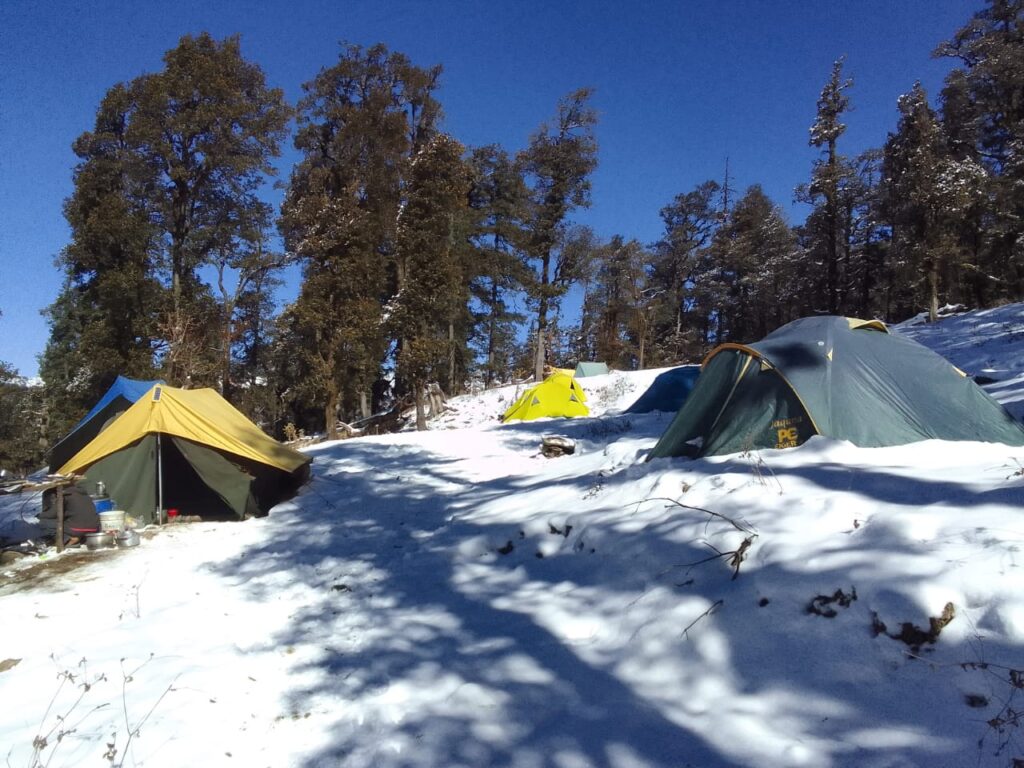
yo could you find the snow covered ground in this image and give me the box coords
[896,302,1024,421]
[2,306,1023,768]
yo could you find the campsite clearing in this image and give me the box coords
[0,304,1022,768]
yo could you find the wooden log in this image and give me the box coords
[541,435,576,458]
[348,396,413,435]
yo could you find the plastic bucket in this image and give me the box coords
[92,496,114,513]
[97,510,126,532]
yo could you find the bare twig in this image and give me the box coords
[28,657,108,768]
[728,536,754,580]
[645,497,757,536]
[682,599,723,639]
[660,534,757,581]
[117,655,179,768]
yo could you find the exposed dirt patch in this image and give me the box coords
[0,547,129,595]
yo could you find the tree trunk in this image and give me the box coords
[448,321,456,394]
[534,297,548,381]
[534,252,551,381]
[486,279,498,386]
[325,386,339,441]
[533,322,546,380]
[826,137,839,315]
[414,387,426,431]
[928,261,939,322]
[359,390,370,420]
[221,324,232,402]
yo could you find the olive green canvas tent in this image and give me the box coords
[58,384,311,524]
[649,316,1024,460]
[502,371,589,423]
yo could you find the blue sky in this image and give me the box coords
[0,0,976,378]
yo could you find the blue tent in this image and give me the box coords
[625,366,701,414]
[49,376,162,472]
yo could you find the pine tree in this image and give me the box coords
[390,135,471,428]
[847,149,890,318]
[0,363,45,475]
[224,262,282,426]
[124,33,289,384]
[566,227,603,364]
[587,236,650,369]
[0,306,46,474]
[883,83,981,320]
[712,185,799,339]
[281,44,442,436]
[648,181,721,362]
[466,146,529,385]
[804,58,855,315]
[519,89,599,379]
[212,234,290,404]
[935,0,1024,300]
[39,82,164,430]
[42,32,290,403]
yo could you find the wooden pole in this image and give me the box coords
[56,485,65,553]
[156,433,164,525]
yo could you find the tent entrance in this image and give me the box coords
[649,349,817,459]
[160,438,241,520]
[703,362,816,455]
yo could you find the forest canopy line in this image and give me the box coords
[0,0,1021,473]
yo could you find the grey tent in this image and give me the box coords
[625,366,701,414]
[574,361,610,378]
[649,316,1024,459]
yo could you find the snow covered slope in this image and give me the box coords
[1,310,1023,768]
[895,302,1024,420]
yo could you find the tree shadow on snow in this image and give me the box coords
[214,437,742,767]
[211,433,1024,767]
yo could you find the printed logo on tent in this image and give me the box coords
[772,416,805,449]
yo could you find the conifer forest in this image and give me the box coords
[2,0,1023,471]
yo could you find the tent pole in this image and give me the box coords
[157,432,164,525]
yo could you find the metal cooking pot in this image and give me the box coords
[114,529,140,548]
[84,531,115,550]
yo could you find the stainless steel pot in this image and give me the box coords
[84,531,115,550]
[114,529,140,548]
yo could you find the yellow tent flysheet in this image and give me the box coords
[59,384,309,476]
[502,371,590,423]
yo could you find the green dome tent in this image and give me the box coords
[648,316,1024,460]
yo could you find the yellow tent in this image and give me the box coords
[60,384,310,524]
[502,371,590,423]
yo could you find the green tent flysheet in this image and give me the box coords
[649,316,1024,459]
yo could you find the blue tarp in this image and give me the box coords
[74,376,161,430]
[625,366,701,414]
[49,376,162,472]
